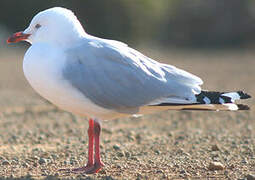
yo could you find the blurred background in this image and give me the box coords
[1,0,255,49]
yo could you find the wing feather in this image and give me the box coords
[62,37,203,113]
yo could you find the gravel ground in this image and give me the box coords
[0,49,254,179]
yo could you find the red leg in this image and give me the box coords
[94,120,103,165]
[87,118,94,166]
[59,118,104,174]
[83,120,104,174]
[71,118,95,173]
[92,120,104,173]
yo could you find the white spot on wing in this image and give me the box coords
[203,97,211,104]
[219,97,225,104]
[223,103,238,111]
[222,92,240,102]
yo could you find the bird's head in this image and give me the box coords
[7,7,86,47]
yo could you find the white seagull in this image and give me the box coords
[7,7,251,174]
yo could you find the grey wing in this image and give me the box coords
[63,38,203,114]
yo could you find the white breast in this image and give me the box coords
[23,43,119,120]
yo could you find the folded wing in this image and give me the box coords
[62,37,203,114]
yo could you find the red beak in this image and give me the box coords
[7,31,30,44]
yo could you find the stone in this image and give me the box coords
[38,158,47,165]
[2,160,10,165]
[208,162,224,171]
[211,144,220,151]
[113,144,121,151]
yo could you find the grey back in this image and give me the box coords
[62,37,202,113]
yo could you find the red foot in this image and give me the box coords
[59,118,104,175]
[72,162,104,174]
[58,163,104,174]
[71,163,94,173]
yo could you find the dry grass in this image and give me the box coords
[0,48,254,179]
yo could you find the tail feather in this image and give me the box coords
[149,90,251,111]
[196,90,251,104]
[236,104,250,110]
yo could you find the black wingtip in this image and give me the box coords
[237,91,252,99]
[237,104,250,110]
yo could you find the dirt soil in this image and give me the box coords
[0,48,254,179]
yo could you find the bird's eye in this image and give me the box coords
[35,24,41,29]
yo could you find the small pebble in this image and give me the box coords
[117,151,124,157]
[136,173,143,179]
[113,144,121,151]
[38,158,47,165]
[211,144,220,151]
[180,169,186,174]
[176,148,184,154]
[156,169,163,173]
[154,150,160,155]
[2,160,10,165]
[241,159,247,164]
[125,151,131,158]
[131,156,138,161]
[11,160,18,165]
[208,162,224,171]
[127,135,135,141]
[167,132,173,137]
[33,155,40,160]
[112,156,119,160]
[22,162,29,168]
[176,135,185,140]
